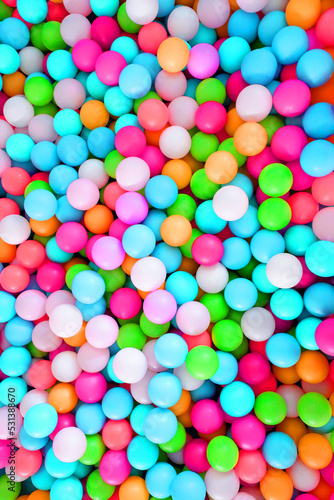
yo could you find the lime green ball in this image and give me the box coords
[34,102,59,117]
[167,194,197,221]
[140,313,170,337]
[212,319,243,351]
[297,392,332,428]
[186,346,219,380]
[254,391,287,425]
[159,422,187,453]
[258,198,292,230]
[190,169,220,200]
[200,293,229,323]
[190,132,219,162]
[80,434,106,466]
[206,436,239,472]
[196,78,226,105]
[259,115,284,145]
[230,335,248,361]
[259,163,293,197]
[86,469,115,500]
[251,38,265,50]
[25,76,53,106]
[237,256,258,279]
[218,138,246,167]
[30,23,47,51]
[24,180,54,197]
[117,323,146,350]
[117,3,142,33]
[226,309,243,324]
[26,342,46,358]
[180,228,203,258]
[98,267,126,293]
[33,234,52,246]
[134,91,161,114]
[41,21,67,51]
[0,474,21,500]
[0,0,14,21]
[105,151,125,178]
[66,264,91,289]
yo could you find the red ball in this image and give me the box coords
[2,0,16,6]
[115,126,147,158]
[0,198,20,222]
[28,360,57,390]
[109,288,142,320]
[15,448,42,478]
[103,182,126,210]
[0,264,30,293]
[251,371,278,397]
[1,167,30,196]
[280,63,298,82]
[16,240,46,269]
[47,1,68,22]
[31,172,49,183]
[138,22,168,55]
[102,419,133,450]
[288,192,319,224]
[182,331,212,350]
[12,8,33,29]
[315,8,334,47]
[234,450,267,483]
[91,16,121,50]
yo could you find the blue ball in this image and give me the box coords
[46,236,74,263]
[241,48,278,85]
[145,175,178,209]
[49,165,78,195]
[133,53,161,81]
[297,49,334,88]
[300,140,334,177]
[102,387,134,420]
[304,283,334,317]
[221,237,251,270]
[122,224,156,258]
[228,10,260,43]
[47,50,78,81]
[252,263,278,294]
[0,43,21,74]
[0,291,16,323]
[143,408,178,444]
[75,403,106,434]
[189,23,217,46]
[220,381,255,417]
[0,376,27,405]
[24,403,58,438]
[258,11,288,46]
[225,173,254,199]
[303,102,334,139]
[45,449,78,479]
[210,351,238,385]
[171,471,206,500]
[90,0,119,16]
[154,333,188,369]
[296,317,322,350]
[19,426,49,451]
[0,18,30,50]
[50,477,83,500]
[224,278,258,311]
[56,196,84,224]
[166,271,198,304]
[86,71,109,100]
[191,379,216,402]
[130,404,154,436]
[111,36,139,64]
[0,346,31,376]
[127,435,159,470]
[75,297,107,322]
[152,243,182,274]
[115,114,143,133]
[305,240,334,277]
[148,372,182,408]
[119,64,152,99]
[251,229,285,263]
[271,26,308,65]
[30,141,59,172]
[158,0,175,17]
[142,209,167,241]
[266,333,301,367]
[57,135,89,167]
[71,270,106,305]
[87,127,115,158]
[219,37,251,74]
[195,200,227,234]
[53,110,83,137]
[6,133,34,162]
[17,0,47,23]
[146,463,176,499]
[262,432,297,469]
[31,463,55,490]
[73,462,92,479]
[185,78,201,99]
[284,225,317,256]
[24,189,58,221]
[4,316,34,346]
[104,86,134,116]
[270,289,304,320]
[229,205,261,238]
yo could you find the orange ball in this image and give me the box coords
[182,152,203,173]
[225,108,245,136]
[137,282,165,300]
[228,0,240,10]
[157,37,190,73]
[84,205,114,234]
[198,423,227,442]
[234,122,268,157]
[28,492,50,500]
[121,254,139,275]
[80,100,110,130]
[298,432,333,469]
[64,322,87,347]
[311,476,334,500]
[286,0,322,29]
[295,350,329,383]
[276,417,308,445]
[311,74,334,106]
[169,389,192,416]
[30,216,61,237]
[48,383,78,413]
[2,72,26,96]
[177,402,194,428]
[145,124,169,147]
[175,0,195,5]
[260,468,294,500]
[272,365,301,385]
[160,215,192,247]
[161,159,192,189]
[321,0,334,13]
[63,257,87,273]
[17,497,29,500]
[0,238,16,263]
[205,150,238,184]
[119,477,149,500]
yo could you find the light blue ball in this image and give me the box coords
[0,75,2,91]
[229,205,261,238]
[24,189,58,221]
[71,270,106,305]
[171,471,206,500]
[296,317,322,350]
[0,18,30,50]
[305,240,334,277]
[145,175,178,209]
[221,237,251,270]
[224,278,258,312]
[0,376,27,405]
[303,102,334,139]
[102,387,133,420]
[228,10,260,43]
[4,316,34,346]
[24,403,58,438]
[148,372,182,408]
[271,26,308,65]
[45,449,78,479]
[251,229,285,263]
[252,263,278,294]
[0,291,16,323]
[86,71,109,100]
[262,432,297,469]
[225,173,254,199]
[154,333,188,369]
[219,37,251,74]
[195,200,227,234]
[189,23,217,46]
[146,462,177,499]
[49,165,78,195]
[270,289,304,320]
[151,242,182,274]
[47,50,77,81]
[17,0,47,23]
[133,53,161,81]
[6,133,34,162]
[158,0,175,17]
[258,11,288,46]
[266,333,301,367]
[75,297,106,322]
[87,127,115,158]
[127,436,159,470]
[104,86,134,116]
[304,283,334,318]
[122,224,156,258]
[30,141,59,172]
[143,408,178,444]
[166,271,198,305]
[31,463,55,490]
[191,379,216,402]
[0,346,31,376]
[90,0,119,17]
[0,43,21,74]
[115,114,143,133]
[111,36,139,64]
[284,225,316,256]
[73,462,92,480]
[309,416,334,434]
[53,110,83,137]
[46,236,74,263]
[75,403,106,434]
[56,196,84,224]
[119,64,152,99]
[241,48,278,85]
[185,78,201,99]
[300,139,334,177]
[106,355,122,383]
[57,135,89,167]
[130,404,154,436]
[50,477,83,500]
[297,49,334,88]
[142,209,167,241]
[19,426,49,451]
[220,381,255,417]
[210,351,238,386]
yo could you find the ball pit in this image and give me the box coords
[0,1,334,500]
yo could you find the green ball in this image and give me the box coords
[226,309,243,324]
[254,391,287,425]
[104,151,125,178]
[180,228,203,258]
[259,163,293,197]
[200,293,229,323]
[26,342,46,358]
[86,469,115,500]
[117,323,146,350]
[117,3,142,33]
[230,335,248,361]
[80,434,106,466]
[34,101,59,117]
[119,310,142,326]
[206,436,239,472]
[190,169,220,200]
[167,194,197,221]
[0,474,21,500]
[66,264,91,289]
[98,267,126,293]
[196,78,226,105]
[30,23,47,51]
[0,1,14,21]
[159,422,186,453]
[186,346,219,380]
[258,198,292,230]
[24,180,54,197]
[41,21,67,51]
[259,115,284,145]
[190,132,219,162]
[297,392,332,428]
[237,256,258,279]
[255,291,270,307]
[218,138,246,167]
[212,319,243,351]
[134,91,161,114]
[25,76,53,107]
[140,313,170,337]
[33,234,52,246]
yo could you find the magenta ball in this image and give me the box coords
[191,399,224,434]
[315,318,334,356]
[115,192,149,225]
[95,50,127,86]
[49,413,76,440]
[191,234,224,266]
[36,263,66,293]
[109,288,142,320]
[143,290,177,325]
[91,236,125,270]
[75,371,108,403]
[91,16,120,50]
[231,415,266,451]
[226,71,248,102]
[99,450,131,485]
[183,439,210,473]
[85,235,104,262]
[271,125,308,162]
[115,126,147,158]
[295,256,316,289]
[109,219,130,241]
[195,101,227,134]
[72,39,103,72]
[288,160,314,191]
[56,222,88,253]
[48,342,75,362]
[238,353,271,386]
[140,145,166,177]
[273,80,311,117]
[246,147,279,179]
[187,43,220,79]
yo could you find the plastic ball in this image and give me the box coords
[157,36,189,73]
[220,381,255,418]
[262,432,297,469]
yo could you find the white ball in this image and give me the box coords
[0,215,31,245]
[236,84,272,122]
[131,256,166,292]
[236,0,268,13]
[79,159,109,189]
[266,253,303,289]
[176,301,211,336]
[197,0,230,29]
[0,120,14,149]
[213,186,249,221]
[126,0,159,25]
[131,370,155,404]
[168,96,199,130]
[167,6,199,41]
[159,126,192,159]
[19,46,44,75]
[262,0,289,13]
[28,114,58,143]
[3,96,34,128]
[60,13,91,47]
[286,457,321,492]
[49,304,83,338]
[51,351,82,383]
[205,468,240,500]
[53,427,87,463]
[241,307,275,342]
[174,362,204,391]
[116,157,151,191]
[196,263,229,293]
[19,389,49,417]
[113,347,148,384]
[77,343,110,372]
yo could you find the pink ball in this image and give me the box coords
[143,290,177,325]
[56,222,88,253]
[155,70,187,101]
[91,236,125,270]
[271,125,308,162]
[191,234,224,266]
[109,219,130,241]
[287,160,314,191]
[187,43,220,79]
[85,235,104,262]
[191,399,224,434]
[53,78,86,110]
[49,413,76,440]
[91,17,121,50]
[315,318,334,356]
[183,439,210,473]
[265,304,294,334]
[67,178,100,211]
[306,27,323,50]
[95,51,127,86]
[226,71,248,102]
[246,146,279,178]
[256,187,290,205]
[115,192,149,225]
[273,80,311,117]
[36,263,65,293]
[238,353,270,386]
[295,256,317,289]
[231,415,266,451]
[0,440,11,468]
[195,101,227,134]
[295,496,320,500]
[99,450,131,485]
[75,372,107,403]
[140,146,166,177]
[115,126,147,157]
[109,288,142,320]
[321,456,334,486]
[85,314,119,349]
[234,450,267,484]
[15,290,47,321]
[72,39,103,72]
